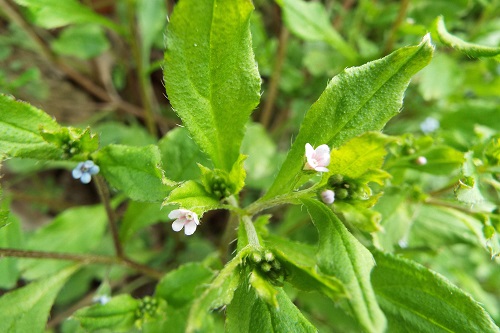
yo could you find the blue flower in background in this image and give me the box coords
[72,160,100,184]
[420,117,440,134]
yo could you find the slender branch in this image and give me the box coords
[0,248,164,279]
[94,175,124,258]
[383,0,410,54]
[260,27,290,129]
[425,197,478,215]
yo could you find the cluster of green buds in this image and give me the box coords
[327,174,365,201]
[246,248,286,286]
[200,167,236,200]
[40,126,98,160]
[210,174,233,199]
[134,296,166,328]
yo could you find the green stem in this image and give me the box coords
[220,195,241,262]
[94,175,124,259]
[0,248,163,279]
[242,216,260,247]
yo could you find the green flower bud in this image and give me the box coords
[335,188,349,200]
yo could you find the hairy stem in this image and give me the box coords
[0,248,163,279]
[94,175,124,258]
[242,216,260,247]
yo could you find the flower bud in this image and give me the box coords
[320,189,335,204]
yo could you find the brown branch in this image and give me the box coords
[0,248,164,279]
[383,0,410,54]
[260,27,289,129]
[94,175,124,258]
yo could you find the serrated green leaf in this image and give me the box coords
[186,247,251,333]
[95,144,173,202]
[73,294,139,332]
[267,235,346,301]
[302,198,386,333]
[372,250,500,333]
[265,35,433,199]
[0,265,78,333]
[158,127,212,182]
[278,0,356,61]
[434,16,500,58]
[249,270,279,307]
[14,0,121,32]
[19,205,107,280]
[0,213,23,289]
[40,126,99,160]
[119,201,169,242]
[226,276,317,333]
[326,132,392,186]
[164,0,261,171]
[51,24,110,59]
[0,94,62,160]
[228,154,247,195]
[155,262,214,308]
[165,180,221,216]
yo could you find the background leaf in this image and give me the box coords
[302,198,386,333]
[14,0,121,31]
[372,250,500,333]
[18,205,107,280]
[265,35,433,199]
[0,265,78,333]
[95,144,173,202]
[165,180,221,216]
[164,0,261,171]
[158,127,212,182]
[51,24,110,59]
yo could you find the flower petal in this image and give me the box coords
[83,160,95,169]
[72,168,83,179]
[168,209,189,219]
[184,221,197,235]
[305,143,314,158]
[80,173,92,184]
[172,219,185,232]
[315,166,329,173]
[89,165,100,175]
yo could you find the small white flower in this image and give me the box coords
[420,117,439,134]
[94,295,111,305]
[321,189,335,204]
[304,143,330,172]
[72,160,100,184]
[168,209,199,236]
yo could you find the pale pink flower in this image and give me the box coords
[321,189,335,204]
[304,143,330,172]
[168,209,199,235]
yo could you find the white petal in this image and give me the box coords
[184,221,197,235]
[305,143,314,158]
[321,190,335,204]
[172,219,185,232]
[72,168,83,179]
[168,209,188,219]
[315,144,330,156]
[80,173,92,184]
[315,166,329,173]
[316,153,331,167]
